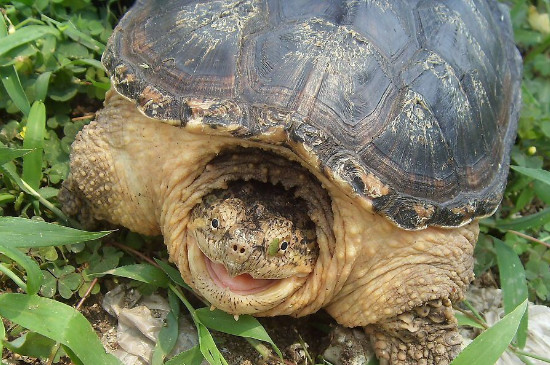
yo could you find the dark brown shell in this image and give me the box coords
[103,0,522,229]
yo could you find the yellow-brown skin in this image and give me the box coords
[61,90,478,364]
[189,181,318,280]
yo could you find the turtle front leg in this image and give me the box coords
[366,298,461,365]
[59,90,162,236]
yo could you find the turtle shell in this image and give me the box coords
[102,0,522,229]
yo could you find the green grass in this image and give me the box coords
[0,0,550,364]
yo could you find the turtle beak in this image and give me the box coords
[223,261,251,277]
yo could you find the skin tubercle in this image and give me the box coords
[68,91,477,330]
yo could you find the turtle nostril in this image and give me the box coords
[239,247,245,254]
[232,245,238,251]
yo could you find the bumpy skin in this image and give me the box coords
[189,181,318,280]
[61,1,521,364]
[61,92,478,364]
[368,299,461,365]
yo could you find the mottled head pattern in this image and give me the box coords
[189,181,318,281]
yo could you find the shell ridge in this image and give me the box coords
[103,0,522,229]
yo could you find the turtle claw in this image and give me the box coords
[367,298,461,365]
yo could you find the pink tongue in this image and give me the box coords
[206,258,276,295]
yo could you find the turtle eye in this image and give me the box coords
[211,218,219,229]
[280,241,289,251]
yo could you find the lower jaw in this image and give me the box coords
[186,232,309,315]
[203,254,278,295]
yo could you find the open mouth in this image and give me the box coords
[203,255,278,295]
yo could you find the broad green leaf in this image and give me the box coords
[49,82,78,101]
[0,26,59,57]
[38,187,60,200]
[152,304,179,365]
[495,239,528,348]
[0,317,4,355]
[367,356,379,365]
[0,217,110,247]
[22,101,46,191]
[495,207,550,230]
[197,322,228,365]
[155,258,192,290]
[57,272,82,299]
[0,147,32,165]
[450,300,528,365]
[168,289,180,315]
[40,270,57,298]
[62,345,85,365]
[511,166,550,187]
[195,308,282,358]
[455,312,484,329]
[0,245,43,295]
[165,346,204,365]
[0,294,121,365]
[102,264,169,287]
[3,332,56,358]
[0,66,31,116]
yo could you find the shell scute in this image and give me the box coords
[104,0,522,229]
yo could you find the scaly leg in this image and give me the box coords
[367,298,462,365]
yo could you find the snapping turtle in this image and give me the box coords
[60,0,522,363]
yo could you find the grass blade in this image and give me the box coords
[102,264,169,287]
[450,300,528,365]
[495,239,528,348]
[62,24,105,53]
[34,71,52,102]
[512,166,550,187]
[0,25,59,57]
[40,15,104,53]
[0,217,110,247]
[0,66,31,116]
[0,316,4,355]
[495,207,550,230]
[195,308,283,358]
[169,284,229,365]
[0,293,121,365]
[0,165,72,225]
[155,258,192,290]
[22,101,46,191]
[0,264,27,292]
[0,147,32,165]
[455,312,484,329]
[0,245,43,295]
[0,12,31,116]
[0,13,6,36]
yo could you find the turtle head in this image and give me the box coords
[188,181,318,295]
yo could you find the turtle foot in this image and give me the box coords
[367,298,462,365]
